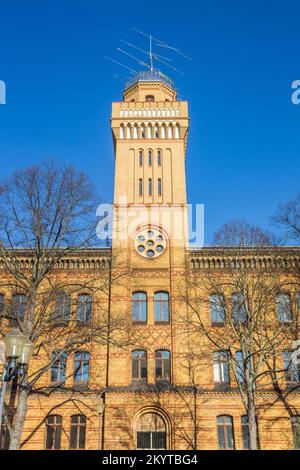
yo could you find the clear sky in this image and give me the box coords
[0,0,299,244]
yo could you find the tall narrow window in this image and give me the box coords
[77,294,92,323]
[11,294,26,321]
[51,351,67,384]
[155,125,159,138]
[70,415,86,450]
[157,150,161,166]
[292,416,300,450]
[141,125,145,139]
[241,415,250,449]
[132,292,147,322]
[0,294,4,318]
[148,178,152,196]
[158,179,162,197]
[74,351,90,383]
[232,293,247,323]
[217,415,234,449]
[283,350,300,384]
[132,350,147,381]
[155,350,171,381]
[55,292,70,322]
[139,150,143,167]
[148,150,152,166]
[45,415,62,450]
[210,294,225,324]
[213,351,229,384]
[235,351,244,383]
[154,292,169,322]
[175,124,180,138]
[139,178,143,196]
[126,125,131,139]
[119,124,124,139]
[136,413,166,450]
[133,125,138,139]
[277,293,292,322]
[168,125,173,139]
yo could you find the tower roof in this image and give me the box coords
[124,70,174,92]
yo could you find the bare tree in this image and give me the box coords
[271,193,300,243]
[182,220,296,450]
[0,162,129,450]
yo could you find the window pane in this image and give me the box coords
[241,415,250,449]
[137,432,151,449]
[236,351,244,383]
[277,293,292,322]
[210,294,225,323]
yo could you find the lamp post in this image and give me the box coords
[0,329,34,439]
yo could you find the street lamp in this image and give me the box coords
[0,329,34,438]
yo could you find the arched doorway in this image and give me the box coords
[136,412,167,450]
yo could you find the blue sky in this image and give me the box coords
[0,0,299,244]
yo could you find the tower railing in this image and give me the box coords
[125,70,174,90]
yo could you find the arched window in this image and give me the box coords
[126,125,131,139]
[175,124,180,138]
[154,292,169,322]
[168,125,173,139]
[157,150,161,166]
[11,293,26,321]
[161,125,166,139]
[154,125,159,138]
[148,150,152,166]
[141,125,146,139]
[119,124,124,139]
[213,350,229,384]
[210,294,225,324]
[70,415,86,449]
[158,178,162,197]
[54,292,70,323]
[232,292,247,323]
[77,294,92,323]
[155,350,171,381]
[148,178,152,196]
[51,350,67,384]
[147,125,152,139]
[145,95,154,102]
[139,150,143,167]
[74,351,90,383]
[45,415,62,449]
[139,178,143,196]
[132,350,147,381]
[132,292,147,322]
[276,293,292,322]
[133,125,138,139]
[217,415,234,449]
[136,413,167,449]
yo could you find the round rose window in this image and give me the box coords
[135,228,167,258]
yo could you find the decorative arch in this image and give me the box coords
[133,407,172,450]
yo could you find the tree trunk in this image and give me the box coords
[9,385,29,450]
[248,392,258,450]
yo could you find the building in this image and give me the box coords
[1,70,300,450]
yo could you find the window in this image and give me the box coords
[277,293,292,322]
[217,415,234,449]
[283,350,299,384]
[70,415,86,449]
[141,125,145,139]
[157,150,161,166]
[51,351,67,384]
[213,351,229,384]
[132,292,147,322]
[175,124,180,138]
[241,415,250,449]
[154,292,169,322]
[55,292,70,322]
[11,294,26,321]
[145,95,154,102]
[292,416,300,450]
[232,293,247,323]
[0,416,10,450]
[158,179,162,197]
[210,294,225,324]
[45,415,62,450]
[74,351,90,383]
[133,125,138,139]
[148,178,152,196]
[77,294,92,323]
[139,178,143,196]
[155,126,159,138]
[132,350,147,381]
[0,294,4,318]
[235,351,244,383]
[148,150,152,166]
[136,413,166,450]
[139,150,143,167]
[119,124,124,139]
[155,350,171,381]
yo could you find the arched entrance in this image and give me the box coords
[136,412,167,450]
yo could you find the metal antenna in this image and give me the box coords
[153,55,184,75]
[104,56,137,75]
[120,39,172,61]
[116,47,150,69]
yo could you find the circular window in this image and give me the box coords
[134,228,167,258]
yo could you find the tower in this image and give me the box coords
[110,70,189,263]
